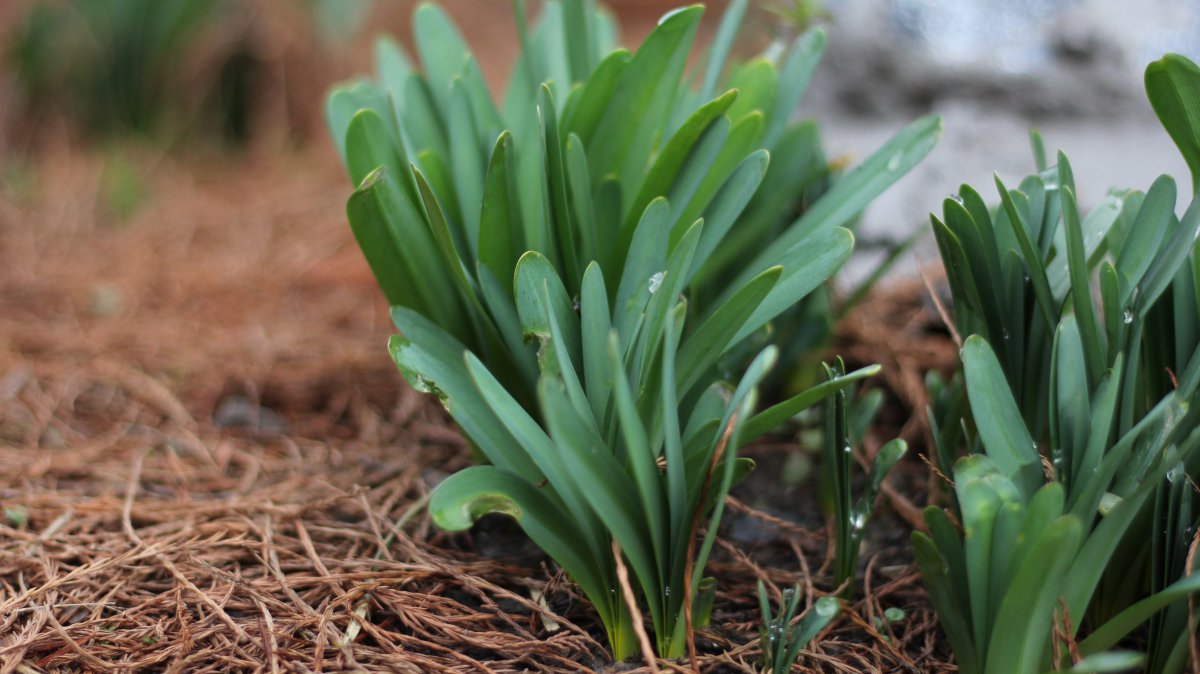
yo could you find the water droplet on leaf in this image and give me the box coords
[648,271,665,294]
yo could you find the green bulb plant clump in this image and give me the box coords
[8,0,224,137]
[326,0,937,663]
[917,53,1200,674]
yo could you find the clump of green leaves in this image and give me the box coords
[757,580,839,673]
[8,0,224,138]
[395,186,892,657]
[394,170,879,660]
[918,53,1200,674]
[327,0,937,662]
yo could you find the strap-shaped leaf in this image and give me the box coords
[984,516,1082,674]
[412,166,490,345]
[1145,54,1200,194]
[944,195,1007,350]
[698,0,747,104]
[344,108,406,191]
[326,81,390,162]
[449,79,485,260]
[561,48,632,146]
[686,149,770,285]
[1053,318,1090,482]
[587,6,703,198]
[542,283,594,429]
[345,169,423,310]
[1137,193,1200,317]
[989,483,1063,630]
[662,116,732,245]
[463,351,609,563]
[429,465,614,627]
[995,174,1057,330]
[564,133,599,270]
[578,262,614,422]
[676,266,780,397]
[1078,571,1200,657]
[730,226,853,344]
[625,90,738,241]
[1115,174,1175,306]
[961,335,1043,498]
[1061,186,1107,386]
[1098,262,1122,365]
[1043,652,1145,674]
[764,28,825,148]
[724,59,778,123]
[515,251,582,376]
[670,111,765,244]
[674,369,762,651]
[615,198,671,340]
[350,167,466,339]
[400,74,449,159]
[412,3,472,118]
[732,114,941,287]
[388,309,538,482]
[955,458,1008,652]
[634,220,702,390]
[1062,467,1156,630]
[460,55,504,144]
[984,500,1025,633]
[536,84,583,291]
[475,264,538,391]
[414,150,464,243]
[540,378,665,628]
[913,530,982,674]
[697,122,824,288]
[561,0,598,84]
[659,304,689,552]
[374,36,413,100]
[478,131,522,291]
[740,363,880,443]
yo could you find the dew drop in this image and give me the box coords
[648,271,665,294]
[887,152,902,171]
[950,193,964,204]
[849,512,866,531]
[1122,308,1134,324]
[815,597,839,617]
[664,586,671,597]
[1167,463,1184,484]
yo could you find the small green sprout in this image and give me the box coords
[758,580,839,673]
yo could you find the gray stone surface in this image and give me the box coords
[798,0,1199,284]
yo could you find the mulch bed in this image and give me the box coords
[0,140,961,672]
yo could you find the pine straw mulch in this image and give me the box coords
[0,145,959,672]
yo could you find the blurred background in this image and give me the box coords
[2,0,1197,226]
[0,0,1198,411]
